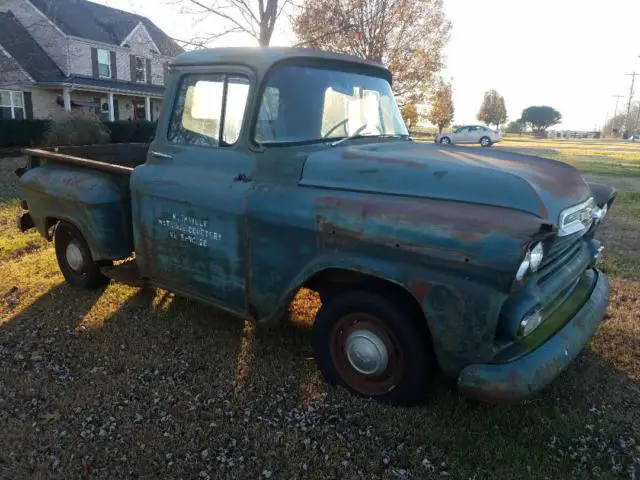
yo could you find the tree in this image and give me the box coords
[401,104,419,130]
[505,120,525,134]
[477,90,507,130]
[427,79,454,133]
[294,0,451,106]
[520,106,562,133]
[175,0,292,47]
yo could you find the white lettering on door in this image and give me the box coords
[157,213,222,248]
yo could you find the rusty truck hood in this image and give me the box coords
[299,141,591,222]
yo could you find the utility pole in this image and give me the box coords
[624,72,638,137]
[612,94,624,136]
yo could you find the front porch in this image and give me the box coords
[35,76,165,122]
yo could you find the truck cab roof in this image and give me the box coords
[170,47,392,83]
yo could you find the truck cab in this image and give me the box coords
[17,47,616,405]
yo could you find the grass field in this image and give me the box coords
[496,137,640,177]
[1,143,639,479]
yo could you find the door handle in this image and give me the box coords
[151,150,173,159]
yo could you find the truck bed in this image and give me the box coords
[23,143,148,173]
[17,143,143,262]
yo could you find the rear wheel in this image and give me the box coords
[312,291,433,405]
[54,222,110,289]
[480,136,492,147]
[439,136,452,145]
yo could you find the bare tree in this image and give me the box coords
[172,0,293,47]
[294,0,451,106]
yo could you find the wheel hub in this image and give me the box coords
[65,242,84,271]
[345,329,389,376]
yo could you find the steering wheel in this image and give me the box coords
[323,118,349,138]
[324,120,383,139]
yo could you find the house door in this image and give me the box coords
[132,99,146,120]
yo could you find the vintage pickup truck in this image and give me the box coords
[16,48,616,405]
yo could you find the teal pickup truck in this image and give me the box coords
[16,48,616,405]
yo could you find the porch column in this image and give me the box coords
[144,96,151,121]
[62,88,71,112]
[108,92,115,122]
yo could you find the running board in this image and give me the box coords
[100,261,144,287]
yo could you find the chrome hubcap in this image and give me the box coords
[344,329,389,376]
[481,138,489,146]
[65,242,84,271]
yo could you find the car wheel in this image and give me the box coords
[312,291,433,406]
[439,137,452,145]
[54,221,110,289]
[480,136,492,147]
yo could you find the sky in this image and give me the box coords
[96,0,640,130]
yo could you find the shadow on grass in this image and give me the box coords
[1,283,638,478]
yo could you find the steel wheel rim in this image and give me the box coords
[481,138,489,146]
[65,241,84,272]
[330,313,404,396]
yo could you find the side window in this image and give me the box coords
[168,74,249,147]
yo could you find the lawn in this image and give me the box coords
[496,137,640,177]
[1,150,639,479]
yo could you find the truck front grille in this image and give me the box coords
[537,236,583,286]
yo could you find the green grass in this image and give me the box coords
[496,138,640,177]
[0,157,638,479]
[0,200,46,261]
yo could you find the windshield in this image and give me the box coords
[255,65,408,144]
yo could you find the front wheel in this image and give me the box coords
[54,222,110,289]
[439,136,452,145]
[312,291,433,406]
[480,136,492,147]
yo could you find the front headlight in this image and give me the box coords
[592,203,608,222]
[515,243,545,281]
[529,242,544,271]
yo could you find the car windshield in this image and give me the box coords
[255,65,408,144]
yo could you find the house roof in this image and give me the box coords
[28,0,184,57]
[0,11,65,82]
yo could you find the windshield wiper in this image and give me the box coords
[330,123,368,147]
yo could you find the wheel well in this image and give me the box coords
[304,268,432,344]
[44,217,59,241]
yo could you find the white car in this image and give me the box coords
[435,125,502,147]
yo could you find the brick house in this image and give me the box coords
[0,0,183,122]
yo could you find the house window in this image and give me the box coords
[97,49,112,78]
[134,56,146,83]
[0,90,25,120]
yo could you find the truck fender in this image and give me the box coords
[256,252,424,328]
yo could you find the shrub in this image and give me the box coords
[43,112,110,146]
[104,120,156,143]
[0,120,50,148]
